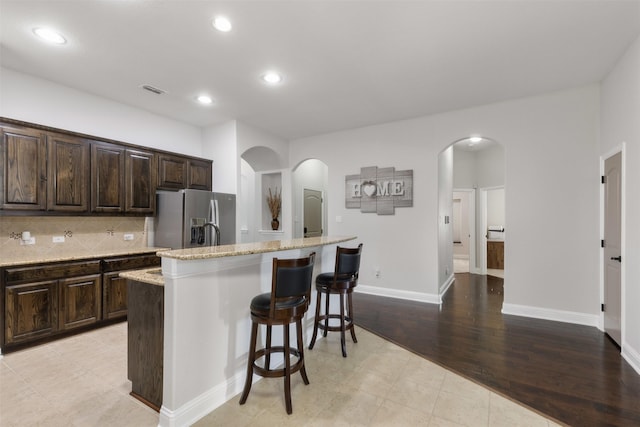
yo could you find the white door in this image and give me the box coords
[303,189,323,237]
[603,152,622,346]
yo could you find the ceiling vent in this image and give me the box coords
[141,84,166,95]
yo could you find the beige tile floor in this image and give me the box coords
[0,322,557,426]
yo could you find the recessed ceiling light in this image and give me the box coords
[469,137,483,143]
[212,16,232,32]
[197,95,213,105]
[262,72,283,84]
[33,27,67,45]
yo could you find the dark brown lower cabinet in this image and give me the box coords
[128,279,164,411]
[59,274,101,331]
[102,254,161,320]
[1,253,160,352]
[5,280,58,345]
[487,241,505,269]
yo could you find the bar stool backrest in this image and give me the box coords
[335,243,363,280]
[270,253,316,314]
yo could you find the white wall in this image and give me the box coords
[290,85,600,317]
[0,67,202,155]
[452,149,476,188]
[487,188,505,228]
[203,120,237,194]
[600,34,640,372]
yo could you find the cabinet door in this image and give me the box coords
[91,142,125,213]
[5,280,58,344]
[125,149,156,214]
[187,158,212,191]
[0,125,47,210]
[47,133,89,212]
[157,154,187,189]
[103,271,128,320]
[59,274,101,331]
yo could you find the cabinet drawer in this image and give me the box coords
[5,261,101,284]
[102,254,160,272]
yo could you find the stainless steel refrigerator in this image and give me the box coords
[155,189,236,249]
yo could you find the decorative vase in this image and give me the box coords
[271,218,279,231]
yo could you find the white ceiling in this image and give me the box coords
[1,1,639,141]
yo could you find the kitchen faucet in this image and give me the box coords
[203,222,221,246]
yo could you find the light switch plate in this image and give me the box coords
[124,233,134,241]
[52,236,65,243]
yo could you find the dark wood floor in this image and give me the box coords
[353,273,640,427]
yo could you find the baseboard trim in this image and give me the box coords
[622,343,640,376]
[439,273,455,298]
[356,284,440,305]
[159,369,245,427]
[501,303,599,327]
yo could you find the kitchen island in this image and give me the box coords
[123,236,356,427]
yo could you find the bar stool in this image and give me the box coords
[308,244,362,357]
[239,253,315,415]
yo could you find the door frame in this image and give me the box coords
[600,144,626,341]
[478,185,504,275]
[453,188,476,273]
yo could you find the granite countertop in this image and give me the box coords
[0,247,168,268]
[119,268,164,286]
[157,236,357,261]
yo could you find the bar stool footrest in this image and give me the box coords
[252,346,304,378]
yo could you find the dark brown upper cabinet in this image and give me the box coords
[0,125,47,210]
[187,158,213,191]
[157,153,212,191]
[47,133,90,212]
[1,119,211,215]
[91,143,155,214]
[91,142,125,213]
[157,154,187,190]
[125,148,156,214]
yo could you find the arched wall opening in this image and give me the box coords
[438,136,505,295]
[240,145,289,243]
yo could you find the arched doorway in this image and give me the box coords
[438,136,505,295]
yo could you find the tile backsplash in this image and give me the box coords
[0,216,153,260]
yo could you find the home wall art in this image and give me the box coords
[345,166,413,215]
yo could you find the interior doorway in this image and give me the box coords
[451,137,505,278]
[303,188,323,237]
[453,189,475,273]
[602,150,623,346]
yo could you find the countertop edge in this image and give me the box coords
[0,247,168,268]
[157,236,357,261]
[119,268,164,286]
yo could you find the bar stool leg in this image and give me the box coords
[348,291,358,343]
[296,318,309,385]
[239,320,258,405]
[339,291,347,357]
[323,289,330,337]
[283,323,292,414]
[308,289,322,350]
[265,325,272,370]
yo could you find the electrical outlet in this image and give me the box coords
[52,236,65,243]
[20,237,36,245]
[123,233,134,241]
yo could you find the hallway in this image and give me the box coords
[353,273,640,426]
